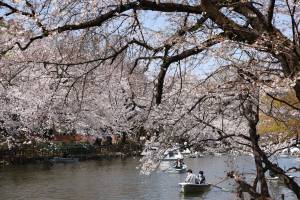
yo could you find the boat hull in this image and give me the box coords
[50,157,79,163]
[267,175,294,184]
[162,148,183,161]
[179,183,211,194]
[167,165,187,174]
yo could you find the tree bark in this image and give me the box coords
[257,146,300,199]
[245,100,270,198]
[155,62,169,105]
[294,80,300,101]
[243,91,300,198]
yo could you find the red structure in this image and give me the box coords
[53,134,96,144]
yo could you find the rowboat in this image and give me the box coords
[141,146,159,156]
[167,165,187,174]
[49,157,79,163]
[179,182,211,194]
[267,175,294,183]
[181,148,192,157]
[162,148,183,161]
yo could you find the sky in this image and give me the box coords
[137,6,295,79]
[0,1,295,80]
[139,10,221,79]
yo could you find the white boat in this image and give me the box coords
[181,148,192,156]
[167,164,187,174]
[267,175,294,183]
[159,161,171,171]
[162,148,183,161]
[290,147,300,157]
[280,147,300,157]
[179,182,211,194]
[278,154,289,158]
[189,153,197,158]
[213,152,225,157]
[141,146,158,156]
[196,153,205,158]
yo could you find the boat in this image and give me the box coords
[179,182,211,194]
[267,175,294,182]
[181,148,192,157]
[188,153,197,158]
[280,147,300,157]
[49,157,79,163]
[167,164,187,174]
[162,148,183,161]
[278,154,289,158]
[213,152,226,157]
[196,152,205,158]
[141,146,158,156]
[290,147,300,157]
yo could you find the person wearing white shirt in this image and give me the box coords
[185,169,197,183]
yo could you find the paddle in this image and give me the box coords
[210,184,230,192]
[210,177,231,192]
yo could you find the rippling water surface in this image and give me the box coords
[0,156,299,200]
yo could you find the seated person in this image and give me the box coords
[269,169,276,177]
[185,169,197,183]
[269,164,278,178]
[197,171,206,184]
[175,158,183,169]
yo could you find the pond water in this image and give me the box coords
[0,155,299,200]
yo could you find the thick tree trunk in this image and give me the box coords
[246,101,270,198]
[294,79,300,101]
[249,124,270,197]
[268,31,300,102]
[243,93,300,199]
[155,62,170,105]
[257,146,300,199]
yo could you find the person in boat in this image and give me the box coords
[269,164,278,177]
[196,171,206,184]
[185,169,197,183]
[175,158,184,169]
[269,169,278,177]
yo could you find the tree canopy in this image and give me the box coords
[1,1,300,199]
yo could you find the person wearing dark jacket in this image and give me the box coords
[196,171,206,184]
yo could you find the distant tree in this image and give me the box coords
[259,89,300,138]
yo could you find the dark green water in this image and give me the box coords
[0,156,298,200]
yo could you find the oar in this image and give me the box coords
[210,177,230,192]
[212,177,228,185]
[211,184,230,192]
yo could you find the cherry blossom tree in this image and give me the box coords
[1,1,300,198]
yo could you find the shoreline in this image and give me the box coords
[0,143,142,167]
